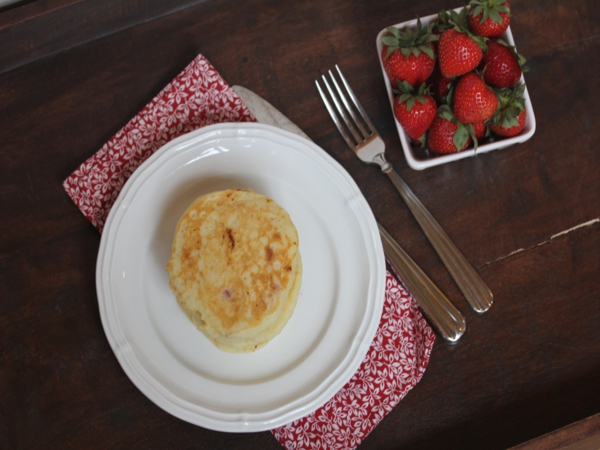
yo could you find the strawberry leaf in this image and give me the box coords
[436,10,453,32]
[479,9,490,24]
[445,82,456,110]
[469,0,511,25]
[514,83,526,98]
[381,17,437,60]
[398,93,412,103]
[399,36,417,47]
[422,33,440,43]
[382,36,398,47]
[386,27,402,39]
[472,5,484,18]
[489,10,503,24]
[449,9,462,25]
[491,83,527,128]
[415,17,423,32]
[416,82,429,95]
[471,35,488,52]
[501,115,519,128]
[453,122,470,151]
[385,46,396,59]
[419,44,435,59]
[437,104,455,121]
[466,123,478,152]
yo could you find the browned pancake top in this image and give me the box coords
[167,189,301,351]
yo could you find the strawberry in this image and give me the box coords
[472,120,488,141]
[381,18,438,87]
[437,8,487,77]
[453,72,498,123]
[438,28,486,77]
[491,108,526,136]
[468,0,511,38]
[478,39,527,88]
[490,84,527,136]
[427,105,476,154]
[393,82,437,141]
[427,63,454,104]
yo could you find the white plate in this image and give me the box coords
[96,123,385,432]
[376,9,536,170]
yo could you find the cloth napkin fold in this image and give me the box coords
[63,55,256,232]
[63,54,435,450]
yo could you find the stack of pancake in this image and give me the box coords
[167,189,302,353]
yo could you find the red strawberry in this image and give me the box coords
[468,0,511,38]
[490,84,527,136]
[438,28,485,77]
[427,105,474,154]
[453,72,498,123]
[381,45,435,87]
[393,82,437,141]
[472,120,488,141]
[491,108,526,136]
[427,63,454,103]
[435,8,487,77]
[478,39,527,88]
[381,18,438,87]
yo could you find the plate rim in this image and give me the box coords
[96,122,385,431]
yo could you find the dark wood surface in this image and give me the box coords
[509,413,600,450]
[1,0,599,449]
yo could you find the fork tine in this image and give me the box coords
[335,65,378,137]
[315,79,357,150]
[328,69,370,138]
[321,75,364,145]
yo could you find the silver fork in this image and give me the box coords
[316,65,493,313]
[379,223,465,342]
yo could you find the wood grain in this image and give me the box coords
[1,0,599,448]
[0,0,212,75]
[509,413,600,450]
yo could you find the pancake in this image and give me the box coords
[166,189,302,352]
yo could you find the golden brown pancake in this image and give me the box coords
[167,189,302,352]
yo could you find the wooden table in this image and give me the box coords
[1,0,599,448]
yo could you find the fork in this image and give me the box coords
[379,223,465,342]
[316,65,493,313]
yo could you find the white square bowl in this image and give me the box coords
[376,9,536,170]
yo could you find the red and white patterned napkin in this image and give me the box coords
[63,54,435,449]
[63,55,255,231]
[272,272,434,450]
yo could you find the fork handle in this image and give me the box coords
[383,166,493,313]
[379,224,466,342]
